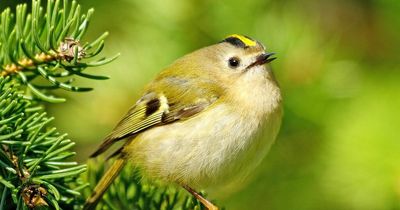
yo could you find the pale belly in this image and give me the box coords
[125,103,282,194]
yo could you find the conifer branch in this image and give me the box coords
[0,0,119,103]
[0,77,87,209]
[0,0,115,209]
[84,160,205,210]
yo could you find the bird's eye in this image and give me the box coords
[228,57,240,68]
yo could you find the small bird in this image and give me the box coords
[84,34,282,210]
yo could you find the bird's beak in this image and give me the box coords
[247,52,276,69]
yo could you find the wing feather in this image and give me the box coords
[90,75,221,158]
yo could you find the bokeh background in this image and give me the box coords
[2,0,400,209]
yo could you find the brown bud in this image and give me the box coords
[22,185,49,208]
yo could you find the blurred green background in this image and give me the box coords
[2,0,400,209]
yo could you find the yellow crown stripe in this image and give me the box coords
[227,34,257,47]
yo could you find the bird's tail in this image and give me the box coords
[83,157,127,210]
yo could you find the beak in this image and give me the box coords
[247,52,276,69]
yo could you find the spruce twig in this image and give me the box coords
[0,0,117,209]
[0,0,119,103]
[0,77,87,209]
[84,160,206,210]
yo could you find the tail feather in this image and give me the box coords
[90,133,137,158]
[83,158,127,210]
[89,137,116,158]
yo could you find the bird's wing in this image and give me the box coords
[90,75,221,157]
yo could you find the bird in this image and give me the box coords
[83,34,282,210]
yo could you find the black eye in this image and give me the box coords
[228,57,240,68]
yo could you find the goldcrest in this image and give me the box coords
[84,34,282,210]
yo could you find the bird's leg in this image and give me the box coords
[182,185,219,210]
